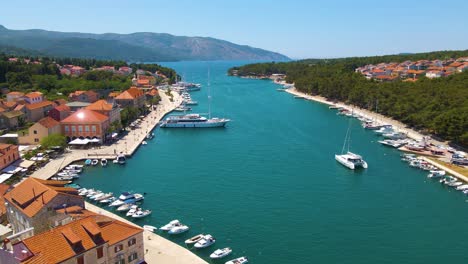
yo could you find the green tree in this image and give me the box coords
[40,133,67,149]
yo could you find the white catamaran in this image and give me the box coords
[335,121,368,170]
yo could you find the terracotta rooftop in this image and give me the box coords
[3,101,18,108]
[18,215,142,263]
[2,110,24,118]
[146,89,159,97]
[0,184,10,216]
[54,104,71,112]
[25,101,54,110]
[108,91,121,98]
[85,99,113,112]
[115,87,144,100]
[25,92,43,98]
[69,90,98,97]
[55,99,68,106]
[7,91,24,96]
[61,109,109,123]
[4,178,79,218]
[37,116,60,128]
[13,104,25,111]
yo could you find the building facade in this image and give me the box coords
[61,109,110,142]
[0,144,19,171]
[18,117,61,145]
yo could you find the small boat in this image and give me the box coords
[126,205,139,216]
[95,192,113,201]
[374,125,394,135]
[100,197,116,204]
[455,184,468,191]
[194,234,216,248]
[85,159,92,166]
[225,256,248,264]
[146,133,155,140]
[66,164,84,170]
[168,225,190,235]
[141,141,148,146]
[447,181,463,187]
[51,176,74,181]
[329,105,339,109]
[336,120,368,170]
[383,132,407,140]
[78,188,92,196]
[378,139,407,148]
[132,209,152,218]
[91,159,99,166]
[66,183,82,189]
[100,158,108,167]
[143,225,158,232]
[87,190,101,198]
[185,234,205,244]
[62,169,82,174]
[56,172,79,179]
[90,191,107,200]
[427,170,446,178]
[210,247,232,259]
[184,100,198,105]
[117,203,134,212]
[116,154,126,165]
[160,220,180,231]
[174,106,192,112]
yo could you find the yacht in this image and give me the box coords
[132,209,152,218]
[66,164,84,170]
[95,192,113,201]
[56,172,79,179]
[378,139,407,148]
[194,234,216,248]
[374,125,394,135]
[210,248,233,259]
[335,120,368,170]
[174,106,192,112]
[160,114,230,128]
[100,197,116,204]
[185,234,205,244]
[383,132,407,140]
[143,225,157,232]
[62,169,82,174]
[100,158,108,167]
[117,203,134,212]
[160,220,181,231]
[168,225,190,235]
[427,170,446,178]
[109,192,144,207]
[183,100,198,105]
[363,122,382,130]
[126,205,139,216]
[225,257,248,264]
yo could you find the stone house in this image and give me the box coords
[18,117,61,145]
[85,99,121,124]
[69,90,99,103]
[0,143,19,171]
[0,111,25,129]
[48,104,71,121]
[24,101,55,122]
[114,87,146,108]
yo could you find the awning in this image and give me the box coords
[13,159,35,169]
[0,173,13,183]
[111,133,118,138]
[2,165,22,174]
[69,138,90,145]
[89,138,100,143]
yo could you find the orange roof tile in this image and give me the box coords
[25,101,54,110]
[7,91,24,96]
[146,89,159,97]
[25,91,43,98]
[108,91,121,98]
[55,99,68,106]
[4,178,79,218]
[99,218,143,245]
[3,101,18,108]
[61,109,109,123]
[115,87,144,100]
[85,100,113,112]
[54,104,71,112]
[0,184,10,216]
[37,116,60,128]
[14,104,25,111]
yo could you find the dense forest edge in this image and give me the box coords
[228,50,468,147]
[0,54,178,101]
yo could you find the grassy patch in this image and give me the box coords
[429,158,468,177]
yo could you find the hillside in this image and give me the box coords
[0,25,290,62]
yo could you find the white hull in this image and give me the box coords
[161,120,229,128]
[335,154,368,170]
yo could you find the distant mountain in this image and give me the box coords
[0,25,290,62]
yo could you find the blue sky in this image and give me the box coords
[1,0,467,59]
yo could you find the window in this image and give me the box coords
[92,126,96,132]
[78,126,83,132]
[72,126,76,132]
[128,238,136,246]
[33,130,37,134]
[77,255,84,264]
[115,259,125,264]
[65,126,69,132]
[34,138,39,143]
[97,246,104,259]
[114,244,123,253]
[85,126,90,132]
[128,252,138,262]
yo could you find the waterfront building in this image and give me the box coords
[1,215,144,264]
[69,90,99,103]
[0,143,19,171]
[85,99,121,124]
[18,117,61,145]
[24,101,55,122]
[60,109,110,142]
[114,87,146,108]
[49,104,71,121]
[4,178,84,238]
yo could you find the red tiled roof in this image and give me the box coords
[55,99,68,106]
[7,91,24,96]
[25,92,43,98]
[54,104,71,112]
[115,87,144,100]
[14,104,25,111]
[25,101,54,110]
[37,116,60,128]
[3,101,18,108]
[61,109,109,123]
[85,100,113,111]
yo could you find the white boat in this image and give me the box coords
[225,256,248,264]
[184,100,198,105]
[168,225,190,235]
[455,184,468,191]
[335,121,368,170]
[91,159,99,166]
[95,192,113,201]
[160,114,230,128]
[143,225,158,232]
[90,191,105,200]
[146,133,155,140]
[51,176,73,181]
[87,190,101,198]
[132,209,152,218]
[160,220,181,231]
[100,197,116,204]
[383,132,407,140]
[378,139,407,148]
[100,158,108,167]
[66,164,84,170]
[141,141,148,146]
[174,106,192,112]
[375,125,394,135]
[116,154,126,165]
[63,168,82,173]
[210,247,232,259]
[126,205,139,216]
[56,172,79,179]
[117,203,134,212]
[194,234,216,248]
[448,181,463,187]
[185,234,205,244]
[427,170,446,178]
[78,188,92,196]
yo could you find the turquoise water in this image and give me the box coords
[76,61,468,263]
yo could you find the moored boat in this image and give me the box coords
[210,247,232,259]
[168,224,190,234]
[160,220,180,231]
[132,209,151,218]
[143,225,157,232]
[194,234,216,248]
[160,114,230,128]
[91,159,99,166]
[117,203,134,212]
[100,158,108,167]
[185,234,205,244]
[126,205,139,216]
[225,256,248,264]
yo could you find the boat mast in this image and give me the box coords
[208,67,211,119]
[341,119,352,154]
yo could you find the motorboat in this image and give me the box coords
[141,141,148,146]
[66,183,82,189]
[183,100,198,105]
[194,234,216,248]
[87,190,101,198]
[51,176,74,181]
[78,188,92,196]
[90,191,106,200]
[225,256,248,264]
[100,158,108,167]
[174,106,192,112]
[210,247,232,259]
[143,225,157,232]
[160,220,181,231]
[116,154,126,165]
[455,184,468,191]
[383,132,407,140]
[335,152,368,170]
[117,203,134,212]
[146,133,155,140]
[427,170,446,178]
[126,205,139,216]
[110,192,144,207]
[66,164,84,170]
[374,125,394,135]
[160,114,230,128]
[56,172,79,179]
[100,197,116,204]
[447,181,463,187]
[132,209,152,218]
[91,159,99,166]
[85,159,92,166]
[95,192,113,201]
[363,122,382,130]
[185,234,205,244]
[168,225,190,235]
[62,169,82,174]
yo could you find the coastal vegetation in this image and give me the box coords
[40,133,67,149]
[0,55,177,100]
[229,50,468,146]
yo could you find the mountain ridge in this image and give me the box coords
[0,25,290,62]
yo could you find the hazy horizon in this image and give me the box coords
[1,0,467,59]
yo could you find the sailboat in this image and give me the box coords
[160,68,230,128]
[335,120,368,170]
